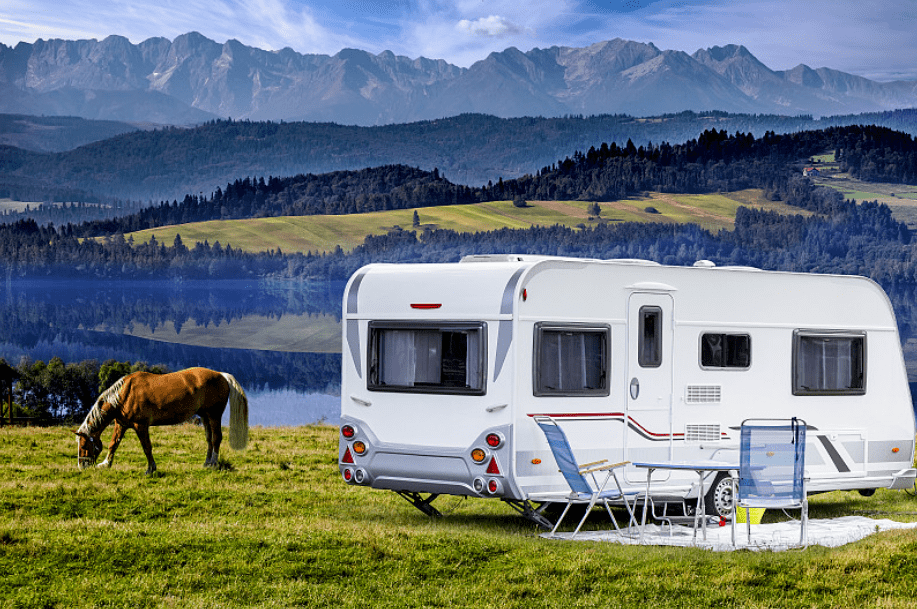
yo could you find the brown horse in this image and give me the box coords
[75,367,248,474]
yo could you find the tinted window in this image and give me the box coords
[701,333,751,369]
[639,306,662,368]
[793,332,865,396]
[535,324,609,396]
[368,323,486,394]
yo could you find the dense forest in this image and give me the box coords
[54,124,917,235]
[1,109,916,205]
[0,125,915,289]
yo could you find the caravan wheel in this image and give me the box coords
[705,474,734,518]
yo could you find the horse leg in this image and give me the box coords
[98,421,127,468]
[133,424,157,475]
[205,413,223,467]
[202,415,215,467]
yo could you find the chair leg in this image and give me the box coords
[601,499,622,532]
[551,503,574,537]
[572,496,600,537]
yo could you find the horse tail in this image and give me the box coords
[221,372,249,450]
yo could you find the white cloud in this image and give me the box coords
[456,15,522,38]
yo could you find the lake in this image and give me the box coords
[3,276,917,426]
[0,278,346,426]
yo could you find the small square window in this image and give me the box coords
[793,331,865,396]
[534,324,610,396]
[639,306,662,368]
[701,333,751,369]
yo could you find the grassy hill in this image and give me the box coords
[125,189,799,254]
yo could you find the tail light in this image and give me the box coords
[484,433,503,448]
[486,457,501,475]
[342,447,354,464]
[487,479,503,495]
[341,425,356,439]
[342,468,354,482]
[485,433,503,448]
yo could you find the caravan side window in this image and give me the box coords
[792,331,865,396]
[534,323,610,396]
[367,322,486,395]
[638,306,662,368]
[701,333,751,369]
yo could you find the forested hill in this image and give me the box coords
[1,124,917,292]
[2,109,917,204]
[67,124,917,238]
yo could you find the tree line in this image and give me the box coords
[2,110,916,204]
[3,358,170,423]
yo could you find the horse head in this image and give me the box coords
[75,431,103,470]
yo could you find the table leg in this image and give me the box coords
[639,468,653,543]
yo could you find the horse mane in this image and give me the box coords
[77,376,127,436]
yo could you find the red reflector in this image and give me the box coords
[486,457,500,475]
[342,447,354,464]
[488,479,498,493]
[410,303,442,309]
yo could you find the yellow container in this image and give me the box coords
[735,507,765,524]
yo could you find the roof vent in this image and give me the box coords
[693,260,716,268]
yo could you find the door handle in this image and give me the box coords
[630,377,640,400]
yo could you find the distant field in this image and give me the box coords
[0,198,40,212]
[123,189,800,254]
[815,176,917,228]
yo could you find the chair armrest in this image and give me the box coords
[579,459,608,469]
[581,460,630,474]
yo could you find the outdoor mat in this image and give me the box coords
[541,516,917,551]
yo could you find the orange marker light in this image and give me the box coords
[531,458,542,465]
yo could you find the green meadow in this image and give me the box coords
[3,424,917,608]
[124,190,797,255]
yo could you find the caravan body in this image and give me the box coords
[339,256,916,518]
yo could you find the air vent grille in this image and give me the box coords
[686,385,722,403]
[686,424,722,443]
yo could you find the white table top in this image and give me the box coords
[632,460,738,471]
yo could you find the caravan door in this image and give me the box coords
[625,292,674,481]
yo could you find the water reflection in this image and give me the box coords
[1,278,345,425]
[238,389,340,427]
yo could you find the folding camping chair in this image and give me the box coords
[534,415,636,538]
[735,418,808,546]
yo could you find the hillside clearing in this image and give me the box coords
[122,189,799,254]
[815,176,917,229]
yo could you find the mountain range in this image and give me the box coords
[2,34,916,126]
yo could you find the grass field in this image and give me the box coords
[4,424,917,608]
[123,190,799,255]
[814,176,917,229]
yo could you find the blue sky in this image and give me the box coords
[1,0,915,81]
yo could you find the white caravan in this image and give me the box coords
[338,255,916,525]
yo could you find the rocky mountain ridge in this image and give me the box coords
[1,34,915,125]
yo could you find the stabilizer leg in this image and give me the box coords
[503,499,554,530]
[395,491,443,517]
